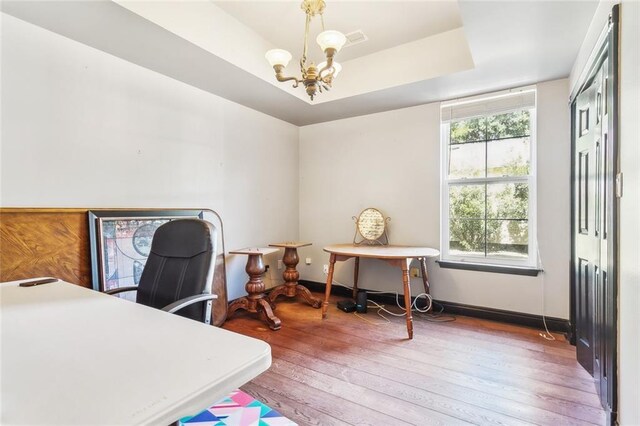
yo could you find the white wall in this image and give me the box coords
[569,0,618,94]
[299,79,571,318]
[0,13,299,300]
[617,2,639,424]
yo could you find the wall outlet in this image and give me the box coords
[323,264,329,274]
[305,257,312,265]
[409,259,422,278]
[277,259,283,270]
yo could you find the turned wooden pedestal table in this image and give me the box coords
[267,242,321,308]
[227,248,281,330]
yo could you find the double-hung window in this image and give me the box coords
[440,88,537,269]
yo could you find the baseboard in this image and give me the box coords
[300,279,572,336]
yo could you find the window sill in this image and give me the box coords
[437,260,542,276]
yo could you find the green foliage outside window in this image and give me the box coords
[448,110,531,258]
[450,110,530,143]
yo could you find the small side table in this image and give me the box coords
[267,242,321,308]
[227,248,281,330]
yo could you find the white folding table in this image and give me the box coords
[0,279,271,425]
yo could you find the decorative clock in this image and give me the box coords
[352,207,391,245]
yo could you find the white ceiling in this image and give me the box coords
[213,1,464,63]
[1,0,599,126]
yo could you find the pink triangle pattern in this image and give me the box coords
[180,389,297,426]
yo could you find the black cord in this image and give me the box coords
[419,300,456,322]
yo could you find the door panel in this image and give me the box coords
[576,257,593,371]
[574,81,597,375]
[578,150,589,234]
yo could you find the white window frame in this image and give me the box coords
[440,89,538,268]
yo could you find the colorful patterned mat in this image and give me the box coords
[179,389,296,426]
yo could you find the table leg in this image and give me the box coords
[401,259,413,339]
[419,257,432,313]
[257,298,281,330]
[227,253,282,330]
[322,253,336,319]
[419,257,430,294]
[268,247,321,308]
[352,257,360,300]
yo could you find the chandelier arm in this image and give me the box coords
[276,75,301,88]
[320,76,334,85]
[316,49,335,82]
[273,65,302,88]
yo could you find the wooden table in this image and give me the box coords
[268,242,321,308]
[1,278,271,425]
[227,248,281,330]
[322,244,440,339]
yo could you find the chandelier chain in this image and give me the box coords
[301,12,311,76]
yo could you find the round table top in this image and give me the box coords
[323,244,440,259]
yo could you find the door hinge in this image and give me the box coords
[616,172,623,198]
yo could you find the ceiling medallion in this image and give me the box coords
[265,0,346,101]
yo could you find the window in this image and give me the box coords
[440,88,537,269]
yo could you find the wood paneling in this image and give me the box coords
[0,208,92,286]
[226,294,605,425]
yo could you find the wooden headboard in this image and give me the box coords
[0,207,229,325]
[0,208,92,286]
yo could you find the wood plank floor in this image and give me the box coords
[223,293,605,426]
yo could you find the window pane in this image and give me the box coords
[450,219,485,256]
[487,183,528,219]
[450,117,485,143]
[487,220,528,259]
[486,110,530,140]
[449,184,485,219]
[487,137,530,177]
[448,143,486,178]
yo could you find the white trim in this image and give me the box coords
[528,100,538,268]
[447,176,529,185]
[440,121,451,262]
[441,85,537,108]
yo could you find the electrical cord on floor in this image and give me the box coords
[326,273,456,324]
[537,245,556,341]
[354,306,390,325]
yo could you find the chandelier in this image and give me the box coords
[265,0,346,101]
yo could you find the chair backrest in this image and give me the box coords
[136,219,217,322]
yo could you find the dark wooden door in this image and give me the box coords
[573,77,597,375]
[571,6,618,421]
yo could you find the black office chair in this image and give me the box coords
[105,219,218,324]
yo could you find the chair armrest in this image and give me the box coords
[162,294,218,314]
[104,286,139,295]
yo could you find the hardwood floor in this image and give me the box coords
[223,293,605,426]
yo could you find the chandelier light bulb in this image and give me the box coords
[316,30,346,53]
[265,49,293,67]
